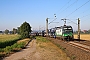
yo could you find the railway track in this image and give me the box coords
[74,40,90,46]
[48,37,90,60]
[55,37,90,52]
[66,41,90,53]
[50,37,90,53]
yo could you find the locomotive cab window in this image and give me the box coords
[63,26,73,33]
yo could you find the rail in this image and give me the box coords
[68,42,90,52]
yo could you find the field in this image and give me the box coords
[0,34,20,42]
[0,34,21,48]
[74,34,90,40]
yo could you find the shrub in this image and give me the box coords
[12,42,26,49]
[0,49,4,52]
[3,46,12,53]
[0,41,26,54]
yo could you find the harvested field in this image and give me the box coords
[74,34,90,41]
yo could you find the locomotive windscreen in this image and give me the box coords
[63,27,72,30]
[63,26,73,32]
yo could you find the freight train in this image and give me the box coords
[31,25,74,41]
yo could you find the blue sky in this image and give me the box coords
[0,0,90,31]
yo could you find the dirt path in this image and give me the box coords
[3,38,70,60]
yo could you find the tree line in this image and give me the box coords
[0,21,32,39]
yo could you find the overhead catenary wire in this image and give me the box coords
[61,18,78,25]
[80,14,90,19]
[48,18,57,25]
[56,0,71,15]
[65,0,90,18]
[67,19,78,25]
[58,0,78,15]
[50,0,77,25]
[50,0,73,26]
[48,0,90,30]
[73,8,90,18]
[49,0,75,24]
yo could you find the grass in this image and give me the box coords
[36,36,66,51]
[74,34,90,40]
[71,55,76,60]
[36,36,50,48]
[36,36,50,43]
[36,36,70,60]
[3,42,26,53]
[0,41,26,57]
[55,43,66,51]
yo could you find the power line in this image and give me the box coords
[67,19,78,25]
[65,0,90,18]
[58,0,78,15]
[48,0,71,27]
[73,8,90,18]
[48,18,57,24]
[80,14,90,19]
[50,0,77,25]
[56,0,71,15]
[61,18,78,25]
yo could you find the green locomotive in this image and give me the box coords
[55,25,74,40]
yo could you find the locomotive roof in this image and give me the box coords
[61,25,72,28]
[55,26,72,28]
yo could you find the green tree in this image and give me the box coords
[17,27,20,34]
[5,29,9,34]
[12,28,17,34]
[20,21,31,39]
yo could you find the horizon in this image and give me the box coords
[0,0,90,31]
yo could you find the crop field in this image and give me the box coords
[0,34,20,42]
[0,34,21,48]
[74,34,90,41]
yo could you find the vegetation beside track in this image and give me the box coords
[36,36,50,42]
[36,36,70,60]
